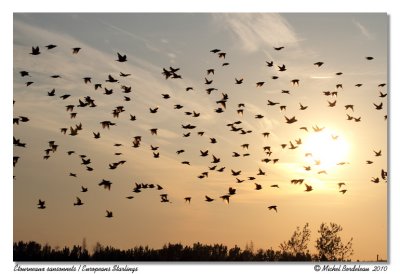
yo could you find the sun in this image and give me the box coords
[301,129,350,170]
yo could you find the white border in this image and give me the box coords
[2,1,398,273]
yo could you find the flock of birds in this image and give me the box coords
[13,43,387,218]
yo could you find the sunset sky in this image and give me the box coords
[11,11,390,263]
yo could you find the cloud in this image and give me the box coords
[214,13,300,52]
[353,19,374,40]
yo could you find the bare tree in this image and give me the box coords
[280,223,311,258]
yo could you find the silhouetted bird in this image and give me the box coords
[267,100,279,106]
[220,195,230,204]
[46,44,57,50]
[305,184,313,192]
[257,168,266,176]
[328,100,337,107]
[371,177,379,183]
[120,72,131,77]
[299,103,308,110]
[285,116,297,124]
[72,47,81,54]
[312,125,325,132]
[268,205,277,212]
[235,78,243,84]
[231,169,241,176]
[20,71,30,77]
[291,79,300,86]
[106,74,118,83]
[37,199,46,209]
[374,102,383,110]
[278,64,286,71]
[374,150,382,157]
[149,107,159,113]
[74,197,84,206]
[30,46,40,55]
[99,179,112,190]
[116,52,127,62]
[47,89,56,96]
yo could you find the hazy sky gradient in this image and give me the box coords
[13,13,387,261]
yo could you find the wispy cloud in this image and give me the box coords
[214,13,300,52]
[353,19,374,40]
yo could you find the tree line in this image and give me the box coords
[14,222,353,261]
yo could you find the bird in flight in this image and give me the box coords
[74,197,84,206]
[220,195,230,204]
[105,210,113,218]
[328,100,336,107]
[304,184,313,192]
[30,46,40,55]
[374,102,383,110]
[46,44,57,50]
[116,52,127,62]
[268,205,278,212]
[37,199,46,209]
[278,64,286,71]
[20,71,30,77]
[99,179,112,190]
[72,47,81,54]
[374,150,382,157]
[312,125,325,132]
[205,195,214,202]
[235,78,244,84]
[299,103,308,110]
[379,92,387,98]
[291,79,300,86]
[285,116,297,124]
[371,177,380,184]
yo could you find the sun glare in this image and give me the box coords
[301,129,350,170]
